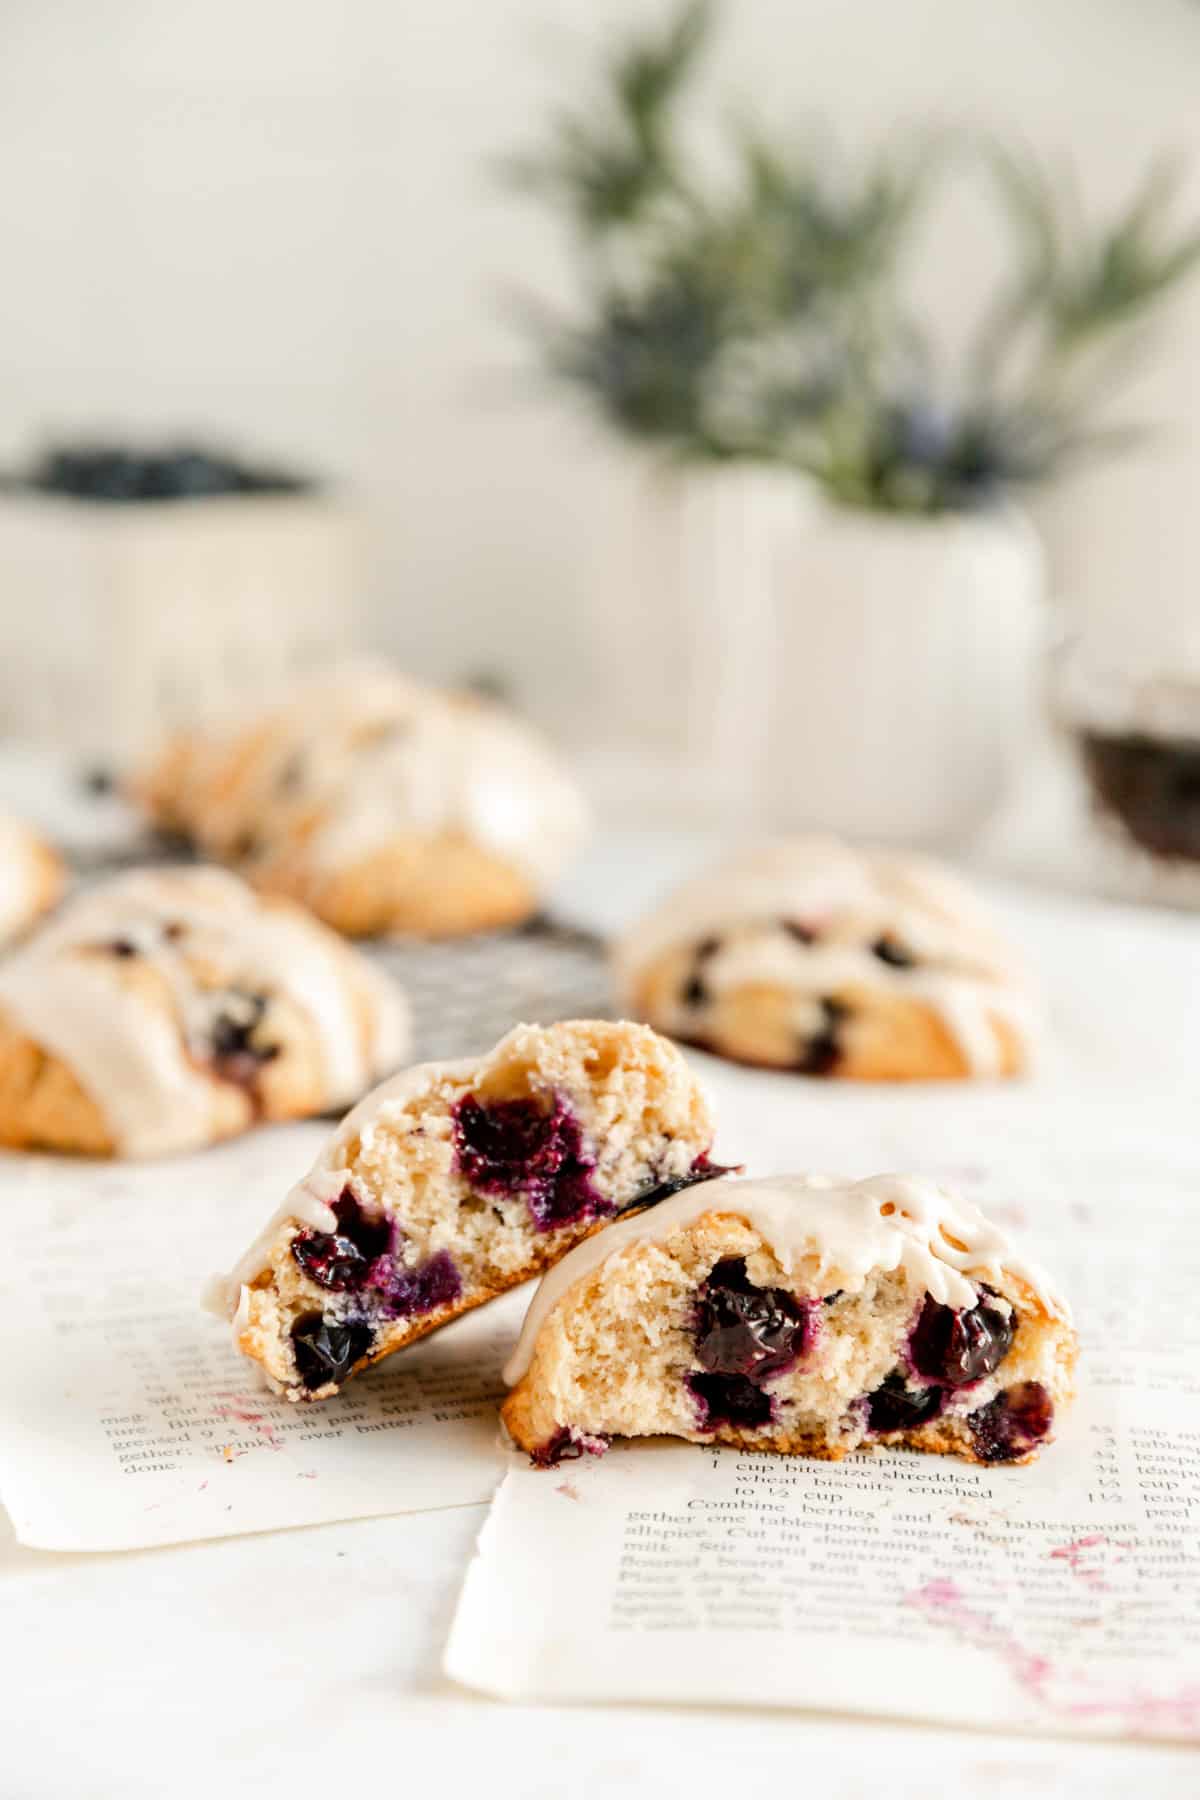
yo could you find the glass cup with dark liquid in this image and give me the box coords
[1054,635,1200,903]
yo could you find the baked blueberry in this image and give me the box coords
[907,1288,1014,1387]
[371,1248,462,1318]
[292,1189,392,1292]
[864,1371,944,1433]
[680,935,721,1010]
[797,997,847,1075]
[687,1371,774,1430]
[872,936,915,969]
[452,1091,608,1231]
[693,1258,812,1379]
[208,991,280,1086]
[968,1381,1054,1462]
[291,1314,374,1391]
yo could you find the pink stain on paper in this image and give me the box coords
[907,1577,1200,1737]
[555,1479,581,1502]
[213,1395,282,1450]
[1047,1534,1130,1591]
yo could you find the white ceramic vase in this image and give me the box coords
[762,504,1045,847]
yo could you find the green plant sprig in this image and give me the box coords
[506,2,1200,512]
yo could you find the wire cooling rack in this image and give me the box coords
[74,841,610,1066]
[367,919,614,1062]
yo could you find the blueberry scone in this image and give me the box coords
[615,837,1037,1079]
[503,1172,1076,1469]
[137,661,587,937]
[207,1020,721,1400]
[0,815,64,944]
[0,866,408,1157]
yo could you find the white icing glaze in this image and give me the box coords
[182,661,587,894]
[0,866,409,1157]
[206,1052,478,1319]
[504,1171,1068,1385]
[614,837,1037,1075]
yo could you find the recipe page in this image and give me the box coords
[445,1082,1200,1742]
[0,1126,516,1551]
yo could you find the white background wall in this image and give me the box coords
[5,0,1200,741]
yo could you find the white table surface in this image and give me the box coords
[5,824,1200,1797]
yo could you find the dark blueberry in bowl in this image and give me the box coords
[907,1289,1014,1388]
[863,1371,945,1433]
[693,1258,812,1380]
[292,1189,392,1291]
[687,1371,774,1431]
[968,1381,1053,1462]
[291,1314,374,1391]
[452,1092,607,1231]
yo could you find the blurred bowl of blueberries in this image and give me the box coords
[0,437,359,762]
[15,441,316,505]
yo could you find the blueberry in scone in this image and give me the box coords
[0,866,408,1157]
[207,1020,722,1400]
[502,1173,1076,1468]
[135,660,587,937]
[615,837,1038,1080]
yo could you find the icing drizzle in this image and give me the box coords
[0,867,409,1157]
[614,837,1038,1076]
[169,661,586,893]
[504,1171,1069,1385]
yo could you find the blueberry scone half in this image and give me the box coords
[207,1020,721,1400]
[136,660,587,937]
[0,815,64,945]
[503,1173,1076,1468]
[0,866,408,1157]
[615,837,1037,1079]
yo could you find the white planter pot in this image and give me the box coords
[765,505,1045,847]
[609,461,812,823]
[0,492,362,762]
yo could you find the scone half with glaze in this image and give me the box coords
[208,1020,723,1400]
[503,1172,1077,1469]
[0,866,408,1158]
[615,837,1038,1080]
[136,660,587,937]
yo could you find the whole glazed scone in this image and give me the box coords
[0,866,408,1158]
[137,660,587,937]
[0,815,65,945]
[207,1020,720,1400]
[503,1173,1077,1468]
[615,837,1037,1079]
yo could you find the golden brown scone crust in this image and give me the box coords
[0,871,407,1157]
[502,1204,1077,1468]
[250,834,537,937]
[134,667,584,938]
[631,952,1025,1081]
[0,1014,116,1154]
